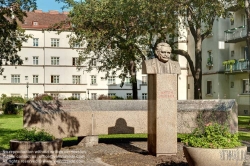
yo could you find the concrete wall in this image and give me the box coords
[23,100,238,138]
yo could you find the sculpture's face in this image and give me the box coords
[157,46,171,63]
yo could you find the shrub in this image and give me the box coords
[98,94,124,100]
[16,128,55,142]
[66,96,79,100]
[127,96,133,100]
[2,96,24,114]
[0,94,7,101]
[181,122,242,149]
[34,94,53,101]
[98,94,111,100]
[110,95,124,100]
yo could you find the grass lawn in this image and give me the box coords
[238,116,250,141]
[1,114,250,150]
[0,114,23,150]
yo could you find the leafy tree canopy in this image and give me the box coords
[57,0,233,99]
[56,0,179,79]
[0,0,36,74]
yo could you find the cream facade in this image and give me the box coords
[0,11,188,100]
[201,8,250,115]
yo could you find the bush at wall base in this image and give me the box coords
[9,128,62,166]
[182,122,247,166]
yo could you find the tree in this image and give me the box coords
[0,0,36,74]
[57,0,232,99]
[55,0,179,99]
[244,0,250,70]
[171,0,232,99]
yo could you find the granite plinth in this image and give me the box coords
[147,74,177,156]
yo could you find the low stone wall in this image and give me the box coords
[23,99,238,138]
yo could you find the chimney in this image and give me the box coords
[63,11,69,15]
[49,10,59,14]
[34,10,43,13]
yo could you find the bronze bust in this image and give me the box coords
[142,43,181,74]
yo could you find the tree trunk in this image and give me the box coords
[130,60,138,99]
[132,75,138,99]
[194,30,203,99]
[245,0,250,69]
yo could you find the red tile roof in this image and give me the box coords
[21,10,69,30]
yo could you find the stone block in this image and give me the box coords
[78,135,99,147]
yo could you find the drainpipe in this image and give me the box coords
[43,31,45,93]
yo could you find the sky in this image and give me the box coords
[36,0,68,12]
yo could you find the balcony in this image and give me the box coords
[223,59,250,73]
[224,26,247,43]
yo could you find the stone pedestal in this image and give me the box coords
[147,74,177,156]
[78,135,99,147]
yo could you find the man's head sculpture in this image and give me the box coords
[155,43,172,63]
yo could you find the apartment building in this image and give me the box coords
[0,10,188,100]
[201,7,250,115]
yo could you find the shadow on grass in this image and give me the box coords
[62,139,78,147]
[0,114,23,119]
[0,128,20,150]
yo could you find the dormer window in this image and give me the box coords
[32,21,38,26]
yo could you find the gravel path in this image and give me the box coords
[1,141,250,166]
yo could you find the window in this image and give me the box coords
[91,93,97,100]
[51,57,59,65]
[142,93,147,100]
[51,93,59,99]
[33,57,38,65]
[142,76,147,84]
[11,75,20,83]
[231,50,234,57]
[33,75,38,83]
[33,38,39,47]
[108,76,116,84]
[11,93,21,97]
[91,75,96,84]
[72,75,80,84]
[33,21,38,26]
[241,46,249,59]
[51,38,59,47]
[207,81,212,94]
[72,57,78,66]
[126,93,132,99]
[243,79,249,94]
[125,77,131,85]
[108,93,116,97]
[231,82,234,88]
[72,93,80,100]
[242,14,246,26]
[25,76,28,80]
[33,93,39,98]
[73,43,80,48]
[91,59,97,66]
[51,75,59,83]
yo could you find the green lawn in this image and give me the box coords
[0,114,23,150]
[238,116,250,141]
[0,114,250,150]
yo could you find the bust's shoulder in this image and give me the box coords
[170,60,180,66]
[142,58,158,74]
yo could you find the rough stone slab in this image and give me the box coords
[23,99,238,138]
